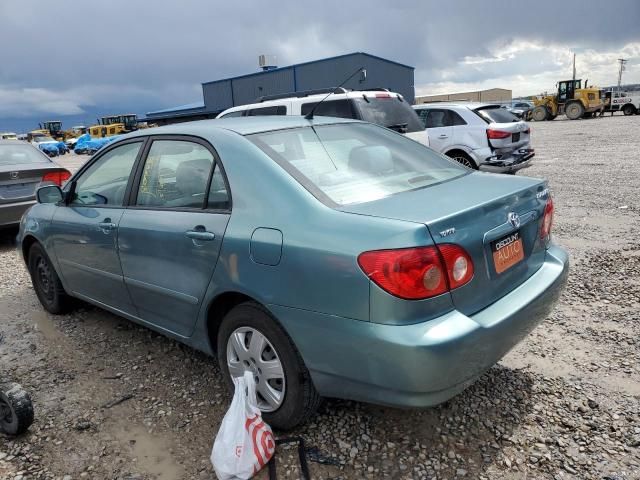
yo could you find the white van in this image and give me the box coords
[217,88,429,146]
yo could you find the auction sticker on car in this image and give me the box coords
[492,231,524,274]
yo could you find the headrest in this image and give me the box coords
[348,146,393,175]
[175,158,212,196]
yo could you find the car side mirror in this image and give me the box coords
[36,185,63,204]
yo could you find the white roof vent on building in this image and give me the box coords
[259,54,278,71]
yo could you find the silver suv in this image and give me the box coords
[413,102,534,174]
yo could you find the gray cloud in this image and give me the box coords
[0,0,639,129]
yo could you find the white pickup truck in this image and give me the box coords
[604,90,640,115]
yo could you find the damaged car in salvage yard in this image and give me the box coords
[16,116,567,430]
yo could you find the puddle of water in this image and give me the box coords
[126,425,185,480]
[120,425,185,480]
[32,310,65,343]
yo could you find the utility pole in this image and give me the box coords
[572,53,576,81]
[617,58,628,95]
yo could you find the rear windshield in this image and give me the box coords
[248,123,466,206]
[474,106,520,123]
[354,97,424,133]
[0,144,48,166]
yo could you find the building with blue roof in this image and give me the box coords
[144,52,415,125]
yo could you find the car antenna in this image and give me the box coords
[304,66,365,120]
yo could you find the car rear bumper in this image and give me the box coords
[272,244,568,408]
[0,200,35,227]
[479,148,535,173]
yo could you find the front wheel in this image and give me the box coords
[217,302,320,430]
[531,105,549,121]
[28,243,73,314]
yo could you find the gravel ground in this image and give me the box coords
[0,115,639,480]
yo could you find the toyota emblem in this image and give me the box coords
[508,212,521,229]
[10,171,19,179]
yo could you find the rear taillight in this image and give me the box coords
[540,197,554,240]
[487,129,511,139]
[42,170,71,186]
[358,244,474,300]
[438,244,475,289]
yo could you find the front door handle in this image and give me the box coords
[438,134,449,139]
[186,228,215,241]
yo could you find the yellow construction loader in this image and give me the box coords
[88,114,139,138]
[531,79,605,121]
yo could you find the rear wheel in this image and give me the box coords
[446,151,477,169]
[217,302,321,430]
[531,106,549,121]
[28,243,73,314]
[622,104,636,116]
[565,101,585,120]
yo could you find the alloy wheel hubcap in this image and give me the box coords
[226,327,285,412]
[454,156,473,168]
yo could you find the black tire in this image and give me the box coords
[0,384,34,435]
[28,243,73,314]
[217,302,321,430]
[622,104,635,116]
[565,101,585,120]
[446,151,477,169]
[531,105,549,121]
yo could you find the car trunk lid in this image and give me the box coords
[0,164,53,204]
[341,172,550,315]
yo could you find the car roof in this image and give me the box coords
[125,116,362,138]
[413,102,496,110]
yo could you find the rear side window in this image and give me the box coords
[300,100,355,119]
[353,97,424,133]
[475,106,519,123]
[135,140,214,209]
[247,106,287,116]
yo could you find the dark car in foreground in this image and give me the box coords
[0,140,70,228]
[18,117,568,429]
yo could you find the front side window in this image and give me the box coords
[71,142,141,206]
[135,140,214,209]
[249,123,466,206]
[247,106,287,116]
[300,100,355,119]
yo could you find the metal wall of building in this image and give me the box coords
[201,53,415,113]
[202,79,234,112]
[231,68,295,106]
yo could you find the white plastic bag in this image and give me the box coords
[211,371,275,479]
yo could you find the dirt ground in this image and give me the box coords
[0,115,639,480]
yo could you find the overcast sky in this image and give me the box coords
[1,0,639,131]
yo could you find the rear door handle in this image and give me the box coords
[438,134,449,138]
[98,219,116,232]
[186,229,215,241]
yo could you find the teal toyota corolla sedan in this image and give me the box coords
[18,116,568,429]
